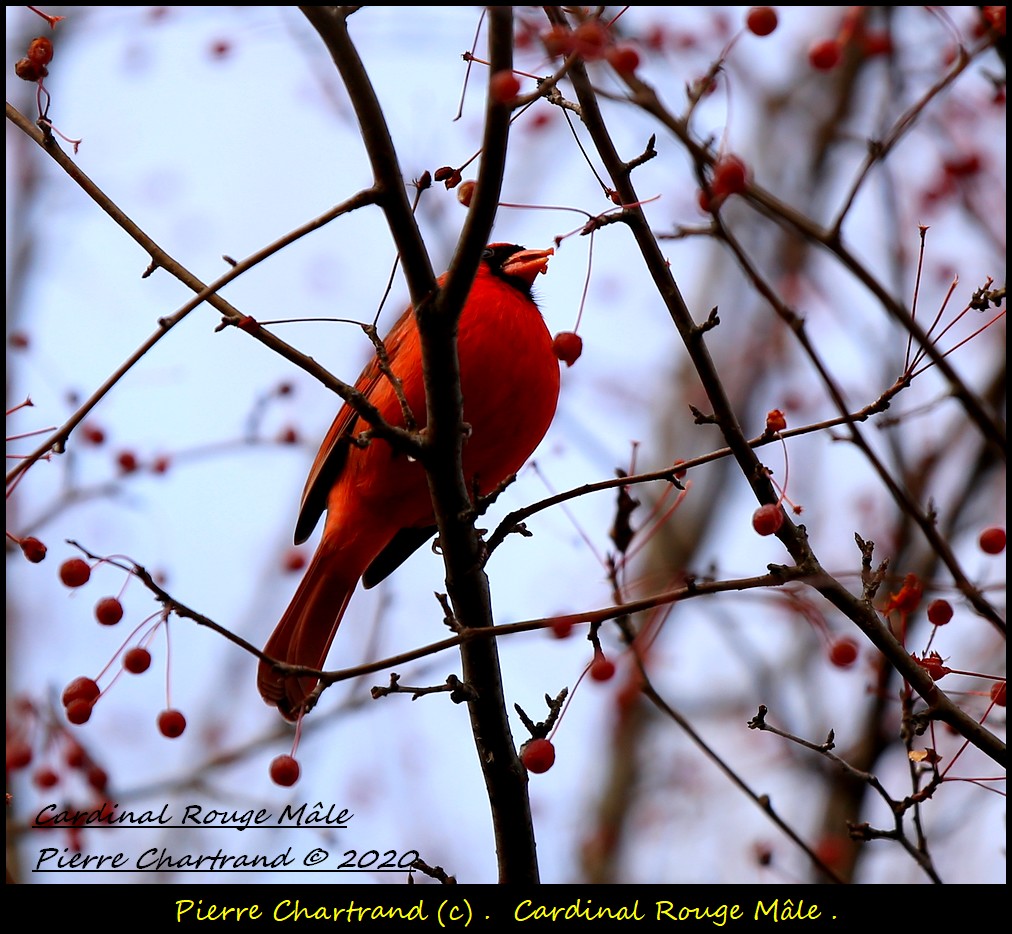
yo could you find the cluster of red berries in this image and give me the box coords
[55,559,187,738]
[8,698,111,850]
[520,648,620,776]
[807,8,896,72]
[59,560,128,630]
[71,422,173,475]
[62,676,101,726]
[541,19,641,76]
[750,425,804,535]
[14,36,53,83]
[120,449,171,474]
[62,669,186,739]
[8,731,108,796]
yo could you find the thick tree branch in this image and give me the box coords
[299,5,540,882]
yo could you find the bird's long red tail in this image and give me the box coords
[257,543,358,721]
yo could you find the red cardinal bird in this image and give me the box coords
[258,244,560,719]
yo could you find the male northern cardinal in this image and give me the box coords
[258,244,560,719]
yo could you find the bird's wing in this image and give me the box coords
[361,525,438,588]
[294,307,415,544]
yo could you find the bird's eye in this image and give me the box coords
[482,247,494,260]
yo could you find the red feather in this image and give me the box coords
[258,245,560,719]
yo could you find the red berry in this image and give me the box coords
[809,39,842,70]
[27,37,54,66]
[15,57,47,82]
[828,638,858,668]
[283,549,307,573]
[917,652,950,681]
[943,153,982,178]
[711,155,749,197]
[552,332,583,367]
[6,742,33,771]
[64,744,86,769]
[456,180,476,207]
[606,44,640,75]
[746,7,778,37]
[981,6,1006,35]
[278,426,299,444]
[59,558,91,588]
[542,26,576,58]
[62,676,100,708]
[861,32,893,57]
[550,618,574,639]
[926,599,953,626]
[9,331,30,349]
[643,24,667,51]
[81,423,106,445]
[979,527,1005,554]
[489,70,521,103]
[270,754,301,787]
[814,834,846,871]
[752,504,784,536]
[152,455,171,474]
[209,39,231,59]
[123,647,152,674]
[521,738,556,774]
[95,597,124,626]
[990,681,1006,707]
[65,700,94,726]
[765,409,787,433]
[116,450,139,473]
[589,653,617,682]
[86,766,109,792]
[698,184,728,213]
[33,767,60,789]
[19,536,47,563]
[157,709,187,738]
[573,20,609,59]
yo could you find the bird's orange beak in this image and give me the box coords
[501,248,554,288]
